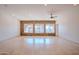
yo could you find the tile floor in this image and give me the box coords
[0,36,79,55]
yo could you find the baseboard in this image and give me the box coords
[59,36,79,45]
[0,35,20,44]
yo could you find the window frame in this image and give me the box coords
[20,20,56,36]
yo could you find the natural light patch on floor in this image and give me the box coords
[24,37,51,45]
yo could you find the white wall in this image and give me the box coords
[0,11,19,42]
[56,6,79,43]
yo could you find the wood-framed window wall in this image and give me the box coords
[20,20,56,36]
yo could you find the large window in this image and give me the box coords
[24,24,33,33]
[20,20,56,36]
[46,24,55,33]
[35,24,44,33]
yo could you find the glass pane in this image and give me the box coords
[24,24,33,33]
[35,24,44,33]
[46,24,54,33]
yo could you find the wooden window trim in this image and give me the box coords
[20,20,56,36]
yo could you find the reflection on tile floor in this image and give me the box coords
[25,37,51,45]
[0,36,79,55]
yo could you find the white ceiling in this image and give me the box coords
[0,4,79,20]
[0,4,78,13]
